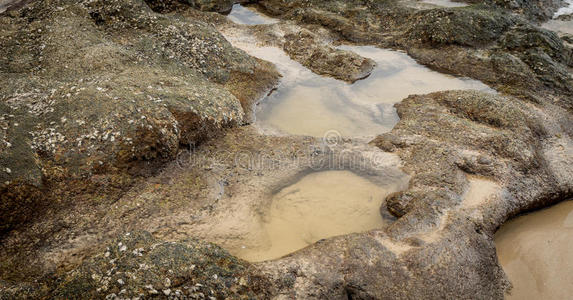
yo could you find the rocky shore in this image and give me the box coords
[1,0,572,299]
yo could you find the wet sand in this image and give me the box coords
[495,201,573,300]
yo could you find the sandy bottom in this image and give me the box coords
[231,170,398,262]
[495,200,573,300]
[227,4,278,25]
[253,45,492,138]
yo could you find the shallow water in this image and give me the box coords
[554,0,573,19]
[254,45,492,138]
[495,201,573,300]
[542,19,573,35]
[420,0,468,8]
[227,4,278,25]
[232,170,401,262]
[225,5,491,138]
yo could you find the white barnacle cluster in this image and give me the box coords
[0,114,14,153]
[30,127,68,154]
[160,22,228,75]
[4,91,56,116]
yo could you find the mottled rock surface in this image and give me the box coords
[0,231,272,298]
[283,30,376,82]
[0,0,279,233]
[1,0,572,299]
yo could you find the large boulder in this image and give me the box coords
[406,8,517,47]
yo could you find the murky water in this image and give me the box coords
[495,201,573,300]
[225,5,491,138]
[232,170,402,262]
[253,45,491,138]
[227,4,278,25]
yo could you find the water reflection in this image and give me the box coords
[420,0,468,8]
[227,4,278,25]
[254,45,492,137]
[224,3,492,138]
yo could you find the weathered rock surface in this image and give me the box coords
[0,231,271,298]
[256,90,572,299]
[1,0,573,299]
[0,0,279,232]
[283,30,376,82]
[253,0,573,110]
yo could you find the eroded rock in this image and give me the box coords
[283,30,376,83]
[0,231,272,299]
[0,0,279,232]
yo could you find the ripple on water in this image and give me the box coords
[495,201,573,300]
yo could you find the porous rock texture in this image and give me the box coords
[0,0,279,234]
[1,0,573,299]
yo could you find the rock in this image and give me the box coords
[0,232,272,298]
[493,0,567,22]
[145,0,235,13]
[183,0,234,13]
[406,8,517,47]
[283,30,375,83]
[258,90,572,299]
[0,0,278,232]
[1,0,572,299]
